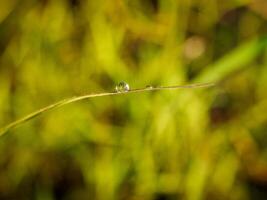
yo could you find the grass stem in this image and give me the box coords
[0,82,215,137]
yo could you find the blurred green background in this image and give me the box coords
[1,0,267,199]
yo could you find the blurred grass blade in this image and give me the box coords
[195,37,267,82]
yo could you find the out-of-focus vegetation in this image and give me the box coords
[0,0,267,199]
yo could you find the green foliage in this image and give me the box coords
[0,0,267,200]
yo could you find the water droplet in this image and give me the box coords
[115,81,130,92]
[146,85,153,89]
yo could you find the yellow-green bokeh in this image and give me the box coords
[0,0,267,199]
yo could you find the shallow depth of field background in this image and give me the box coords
[0,0,267,200]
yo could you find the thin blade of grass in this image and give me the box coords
[0,82,215,137]
[195,37,267,82]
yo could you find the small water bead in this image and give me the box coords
[115,81,130,92]
[146,85,153,89]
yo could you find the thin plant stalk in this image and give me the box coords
[0,82,215,137]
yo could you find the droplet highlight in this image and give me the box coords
[146,85,153,89]
[115,81,130,92]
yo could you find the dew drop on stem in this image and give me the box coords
[115,81,130,92]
